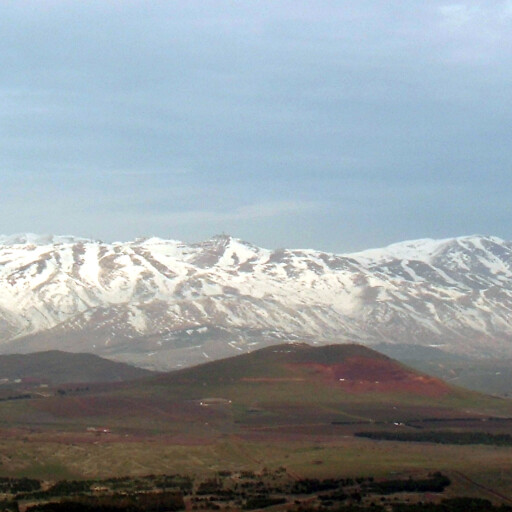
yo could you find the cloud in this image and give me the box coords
[0,2,511,250]
[439,1,512,27]
[438,4,479,28]
[133,200,323,226]
[106,168,194,177]
[435,2,512,63]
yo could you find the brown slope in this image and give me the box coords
[154,342,453,398]
[2,343,509,436]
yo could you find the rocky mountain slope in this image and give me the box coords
[0,233,511,370]
[374,343,512,397]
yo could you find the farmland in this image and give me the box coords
[0,344,511,508]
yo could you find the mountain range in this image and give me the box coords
[0,233,511,370]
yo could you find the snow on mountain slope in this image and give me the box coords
[0,233,511,370]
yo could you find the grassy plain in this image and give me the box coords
[0,344,511,505]
[1,433,512,502]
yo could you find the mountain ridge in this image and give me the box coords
[0,233,511,369]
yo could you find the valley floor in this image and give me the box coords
[1,429,512,505]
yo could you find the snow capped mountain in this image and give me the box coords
[0,233,511,370]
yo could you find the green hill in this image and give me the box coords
[0,350,155,385]
[0,343,510,436]
[0,343,512,483]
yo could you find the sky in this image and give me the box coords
[1,1,511,252]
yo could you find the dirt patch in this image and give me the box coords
[287,357,452,397]
[240,378,306,382]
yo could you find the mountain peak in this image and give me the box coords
[0,233,92,246]
[210,233,233,242]
[347,234,510,264]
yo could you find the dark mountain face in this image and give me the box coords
[0,351,154,385]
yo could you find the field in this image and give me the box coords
[1,433,512,510]
[0,344,511,509]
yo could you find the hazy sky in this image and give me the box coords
[1,1,511,252]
